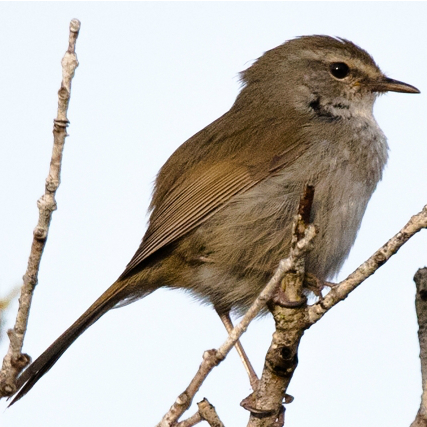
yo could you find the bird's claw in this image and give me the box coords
[271,286,307,308]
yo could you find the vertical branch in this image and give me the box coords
[411,267,427,427]
[0,19,81,397]
[245,186,316,427]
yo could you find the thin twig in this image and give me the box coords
[308,204,427,325]
[156,220,317,426]
[411,267,427,427]
[0,19,81,398]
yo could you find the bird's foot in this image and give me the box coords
[303,273,336,300]
[272,285,307,308]
[241,391,292,420]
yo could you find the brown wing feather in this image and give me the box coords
[120,162,260,277]
[120,111,311,279]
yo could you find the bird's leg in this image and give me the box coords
[217,311,259,390]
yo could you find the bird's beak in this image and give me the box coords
[369,76,420,94]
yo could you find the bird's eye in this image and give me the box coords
[330,62,350,79]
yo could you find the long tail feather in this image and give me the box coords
[9,280,127,406]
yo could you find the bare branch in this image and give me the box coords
[245,186,315,427]
[0,19,81,398]
[411,267,427,427]
[308,204,427,325]
[156,216,317,426]
[245,202,427,426]
[158,197,426,425]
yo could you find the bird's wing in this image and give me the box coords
[120,162,258,276]
[120,134,308,279]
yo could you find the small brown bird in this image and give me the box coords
[10,35,419,403]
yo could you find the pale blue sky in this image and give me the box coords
[1,3,426,427]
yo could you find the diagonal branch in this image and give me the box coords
[308,204,427,325]
[0,19,81,398]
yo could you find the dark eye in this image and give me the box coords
[330,62,350,79]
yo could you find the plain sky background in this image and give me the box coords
[1,2,427,427]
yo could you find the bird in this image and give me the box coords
[8,35,419,404]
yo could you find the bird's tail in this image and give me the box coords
[9,279,129,406]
